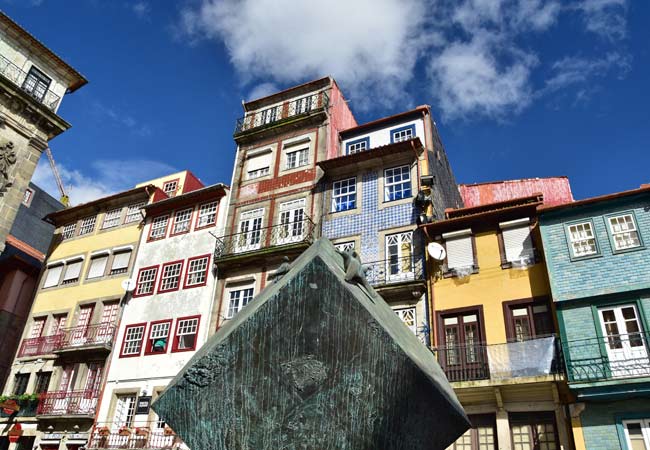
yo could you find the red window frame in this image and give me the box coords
[158,260,184,293]
[144,319,173,355]
[171,315,201,353]
[170,208,194,236]
[162,178,180,197]
[183,254,211,289]
[132,265,159,298]
[119,323,147,358]
[147,215,170,242]
[194,201,220,230]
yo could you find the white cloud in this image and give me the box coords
[92,101,152,137]
[543,52,631,93]
[31,157,177,206]
[247,83,280,102]
[132,1,151,19]
[576,0,627,41]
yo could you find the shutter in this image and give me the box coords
[502,224,534,263]
[88,255,108,279]
[445,235,474,270]
[246,152,272,172]
[111,250,132,271]
[43,264,64,288]
[63,259,83,281]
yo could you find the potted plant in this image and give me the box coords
[97,426,110,437]
[163,426,174,436]
[135,426,150,436]
[118,426,132,436]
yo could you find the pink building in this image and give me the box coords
[459,177,574,208]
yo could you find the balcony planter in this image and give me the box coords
[97,426,110,437]
[164,426,174,436]
[118,426,132,436]
[135,426,150,436]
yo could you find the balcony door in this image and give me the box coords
[599,305,650,378]
[277,199,305,245]
[97,302,119,343]
[439,311,488,382]
[385,231,414,282]
[70,304,95,346]
[236,208,264,253]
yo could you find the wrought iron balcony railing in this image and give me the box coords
[214,217,316,259]
[17,335,61,357]
[433,336,562,383]
[37,389,98,416]
[562,331,650,383]
[234,91,329,135]
[0,54,61,111]
[56,322,116,352]
[364,256,424,287]
[87,422,183,449]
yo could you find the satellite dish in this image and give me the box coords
[427,242,446,261]
[121,278,137,292]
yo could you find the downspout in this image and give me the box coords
[421,224,436,349]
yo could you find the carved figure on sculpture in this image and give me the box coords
[337,248,376,300]
[269,256,291,283]
[0,141,16,196]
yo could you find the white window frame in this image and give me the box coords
[331,178,357,212]
[346,138,368,155]
[384,165,412,202]
[248,166,270,180]
[624,419,650,450]
[102,209,122,229]
[285,147,309,169]
[62,258,84,284]
[175,317,199,351]
[334,241,355,253]
[122,325,145,356]
[172,208,193,234]
[608,213,642,251]
[159,262,183,292]
[395,307,417,335]
[61,223,76,240]
[148,321,171,353]
[22,188,34,207]
[149,215,169,240]
[500,218,535,265]
[567,221,598,258]
[162,180,178,197]
[443,229,475,273]
[124,202,145,224]
[110,249,132,275]
[87,253,109,279]
[186,256,209,287]
[135,267,158,296]
[43,263,64,288]
[78,216,97,236]
[227,286,255,318]
[197,201,218,228]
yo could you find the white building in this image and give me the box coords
[90,180,229,449]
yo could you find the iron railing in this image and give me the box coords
[56,322,116,351]
[364,256,425,287]
[0,54,61,111]
[562,332,650,383]
[87,422,184,449]
[37,389,98,416]
[433,336,562,383]
[214,217,316,259]
[234,91,329,134]
[17,335,61,357]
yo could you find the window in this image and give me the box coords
[332,178,357,212]
[110,249,132,275]
[624,420,650,450]
[567,221,598,258]
[386,232,414,281]
[260,106,277,124]
[134,266,158,296]
[246,151,272,180]
[395,307,417,334]
[236,208,264,252]
[334,241,355,252]
[149,215,169,240]
[121,324,146,357]
[172,208,193,235]
[159,261,183,292]
[79,216,97,236]
[62,258,83,285]
[22,188,34,207]
[505,300,553,342]
[162,180,179,197]
[509,412,558,450]
[449,414,497,450]
[87,253,109,279]
[172,316,200,352]
[196,201,218,228]
[499,218,535,266]
[384,166,412,202]
[608,213,642,251]
[248,167,270,179]
[113,394,137,427]
[22,66,51,102]
[34,372,51,394]
[598,304,649,378]
[227,287,254,318]
[12,373,29,395]
[29,317,46,338]
[278,199,305,244]
[286,148,309,169]
[43,263,64,288]
[62,223,76,240]
[50,314,67,335]
[439,310,487,382]
[102,209,122,229]
[443,230,475,274]
[145,320,172,355]
[185,255,210,288]
[124,202,145,224]
[390,124,415,143]
[346,137,369,155]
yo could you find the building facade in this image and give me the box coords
[0,185,152,450]
[0,12,86,253]
[539,185,650,450]
[423,194,574,450]
[88,181,228,450]
[319,106,461,341]
[459,177,574,208]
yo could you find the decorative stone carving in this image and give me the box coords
[338,247,376,299]
[0,140,16,197]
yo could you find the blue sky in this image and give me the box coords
[4,0,648,204]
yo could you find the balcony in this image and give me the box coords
[563,331,650,383]
[234,91,329,138]
[214,217,316,267]
[0,54,61,112]
[86,422,183,450]
[37,389,97,418]
[17,335,61,357]
[433,336,562,384]
[54,322,116,355]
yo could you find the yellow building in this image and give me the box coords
[422,194,574,450]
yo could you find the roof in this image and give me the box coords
[0,11,88,92]
[339,105,430,137]
[317,137,423,171]
[243,76,332,112]
[539,184,650,214]
[459,177,573,208]
[143,183,228,216]
[44,185,153,225]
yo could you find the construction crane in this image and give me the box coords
[44,147,69,207]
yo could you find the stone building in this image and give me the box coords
[0,11,86,253]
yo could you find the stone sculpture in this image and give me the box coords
[153,238,469,450]
[0,141,16,197]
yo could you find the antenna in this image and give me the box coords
[121,278,137,292]
[427,242,446,261]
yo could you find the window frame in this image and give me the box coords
[144,319,173,356]
[61,257,84,285]
[119,323,147,358]
[390,124,416,143]
[12,373,30,395]
[605,211,645,254]
[61,222,77,240]
[22,65,51,101]
[22,188,34,207]
[162,179,179,197]
[171,315,201,353]
[502,297,554,342]
[440,231,479,278]
[195,201,219,230]
[124,202,145,224]
[564,219,601,261]
[86,251,110,280]
[383,165,412,203]
[184,254,211,289]
[109,249,133,276]
[331,177,357,213]
[496,219,537,269]
[34,371,52,394]
[508,411,559,450]
[148,215,170,242]
[226,285,255,319]
[170,208,194,236]
[102,208,123,229]
[42,262,65,289]
[285,147,309,170]
[345,137,370,155]
[622,418,650,450]
[78,216,97,236]
[133,265,159,298]
[158,260,184,293]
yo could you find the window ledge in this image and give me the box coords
[611,245,646,255]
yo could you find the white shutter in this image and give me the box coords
[111,250,132,271]
[43,264,64,288]
[87,255,108,279]
[500,219,534,263]
[63,259,83,281]
[443,230,474,270]
[246,152,272,172]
